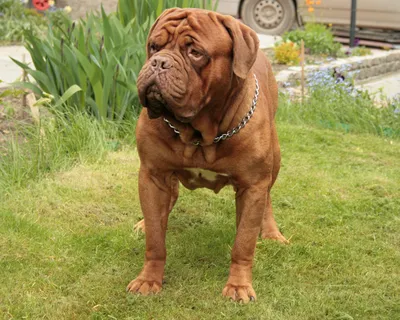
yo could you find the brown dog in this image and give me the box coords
[127,8,288,303]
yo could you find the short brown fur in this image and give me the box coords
[127,8,288,303]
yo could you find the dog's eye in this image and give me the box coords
[188,48,203,60]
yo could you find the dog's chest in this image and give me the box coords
[176,168,231,194]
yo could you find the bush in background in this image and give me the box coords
[0,0,72,43]
[283,23,343,57]
[274,40,300,65]
[350,46,372,57]
[0,0,46,43]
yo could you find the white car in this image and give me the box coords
[217,0,400,35]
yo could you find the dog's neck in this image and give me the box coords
[190,74,255,142]
[217,75,255,135]
[162,74,255,163]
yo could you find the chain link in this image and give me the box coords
[163,74,259,146]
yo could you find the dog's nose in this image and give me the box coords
[151,56,172,71]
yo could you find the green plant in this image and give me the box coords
[0,0,47,43]
[13,0,218,122]
[283,23,342,56]
[277,68,400,138]
[351,46,372,57]
[13,8,146,121]
[0,108,133,193]
[274,40,300,65]
[0,85,23,104]
[117,0,218,27]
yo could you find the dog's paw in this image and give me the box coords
[133,219,145,233]
[126,278,162,296]
[222,283,256,303]
[261,231,290,244]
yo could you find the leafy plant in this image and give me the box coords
[0,0,47,43]
[274,40,300,65]
[350,46,372,57]
[283,23,343,56]
[13,0,217,122]
[13,8,147,121]
[117,0,218,27]
[0,85,24,105]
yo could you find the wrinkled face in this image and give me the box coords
[137,9,235,122]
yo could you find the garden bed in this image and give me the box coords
[263,47,337,75]
[274,49,400,88]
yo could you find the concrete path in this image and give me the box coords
[357,72,400,100]
[258,34,281,49]
[0,46,30,88]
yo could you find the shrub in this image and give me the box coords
[283,23,343,57]
[274,40,300,65]
[13,0,216,122]
[0,0,47,43]
[350,46,372,57]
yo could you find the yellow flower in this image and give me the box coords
[308,7,315,12]
[49,0,55,6]
[64,6,72,13]
[316,0,321,4]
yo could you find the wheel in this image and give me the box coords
[29,0,50,11]
[241,0,296,35]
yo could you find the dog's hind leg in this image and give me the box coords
[260,193,289,244]
[260,123,289,244]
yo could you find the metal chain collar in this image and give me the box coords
[163,73,260,146]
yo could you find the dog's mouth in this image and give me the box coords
[175,114,194,123]
[144,84,196,123]
[145,85,169,119]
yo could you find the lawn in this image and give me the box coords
[1,122,399,319]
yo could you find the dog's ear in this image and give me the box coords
[220,16,259,79]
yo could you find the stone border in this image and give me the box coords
[275,49,400,87]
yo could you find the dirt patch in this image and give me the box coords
[0,88,32,147]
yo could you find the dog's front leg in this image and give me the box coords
[222,183,268,303]
[127,168,178,295]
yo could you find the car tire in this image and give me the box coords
[241,0,296,35]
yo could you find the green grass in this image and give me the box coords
[278,83,400,139]
[1,122,399,319]
[0,111,135,194]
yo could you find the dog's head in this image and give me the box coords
[137,8,259,121]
